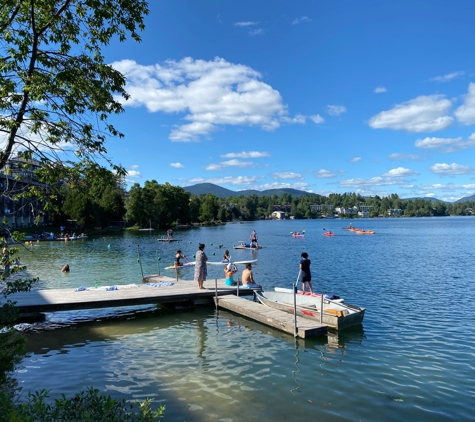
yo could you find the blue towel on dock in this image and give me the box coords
[145,282,174,287]
[75,286,87,292]
[105,285,118,291]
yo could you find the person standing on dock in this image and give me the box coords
[194,243,208,289]
[299,252,313,295]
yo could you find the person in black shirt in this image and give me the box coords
[299,252,313,295]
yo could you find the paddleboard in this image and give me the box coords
[274,287,344,302]
[164,261,196,270]
[207,259,258,266]
[158,238,179,242]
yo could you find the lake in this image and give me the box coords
[13,217,475,421]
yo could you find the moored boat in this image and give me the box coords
[255,290,365,330]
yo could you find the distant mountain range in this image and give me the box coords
[182,183,475,203]
[183,183,318,198]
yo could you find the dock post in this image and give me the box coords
[236,276,240,297]
[156,250,161,276]
[320,293,323,324]
[215,278,218,309]
[293,270,301,338]
[137,245,144,280]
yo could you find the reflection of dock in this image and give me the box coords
[215,296,327,338]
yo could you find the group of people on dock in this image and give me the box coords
[192,244,260,290]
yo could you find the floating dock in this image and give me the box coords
[215,296,327,338]
[3,275,328,338]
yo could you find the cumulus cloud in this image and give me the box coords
[339,177,407,188]
[368,95,453,132]
[349,157,361,162]
[292,16,312,25]
[314,169,336,178]
[250,181,309,191]
[374,86,387,93]
[221,151,270,158]
[188,176,257,186]
[428,163,475,175]
[249,28,265,35]
[415,134,475,153]
[205,159,253,171]
[381,167,419,177]
[112,58,312,142]
[169,162,184,168]
[234,21,258,27]
[388,153,420,161]
[272,172,303,180]
[309,114,325,124]
[455,82,475,125]
[127,169,141,178]
[326,105,347,116]
[430,71,464,82]
[419,183,475,192]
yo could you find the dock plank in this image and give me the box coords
[215,296,327,338]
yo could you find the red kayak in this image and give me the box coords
[323,231,335,236]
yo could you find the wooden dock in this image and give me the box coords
[2,276,254,314]
[3,275,328,338]
[215,296,327,338]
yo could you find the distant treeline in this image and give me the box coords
[53,176,475,229]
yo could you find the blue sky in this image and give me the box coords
[103,0,475,202]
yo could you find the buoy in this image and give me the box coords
[212,252,215,256]
[107,244,110,248]
[137,258,140,263]
[210,243,213,246]
[193,254,196,258]
[189,241,192,244]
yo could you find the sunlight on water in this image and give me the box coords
[14,218,475,421]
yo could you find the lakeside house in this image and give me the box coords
[0,157,50,228]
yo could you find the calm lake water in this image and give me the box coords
[13,218,475,421]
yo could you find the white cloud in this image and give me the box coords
[368,95,453,132]
[272,172,303,180]
[281,114,306,124]
[374,86,387,93]
[339,177,407,188]
[309,114,325,124]
[188,176,257,186]
[388,153,420,161]
[349,157,361,162]
[249,181,309,191]
[420,182,475,190]
[221,151,270,158]
[249,29,265,36]
[169,162,184,168]
[326,105,347,116]
[381,167,419,177]
[292,16,312,25]
[113,58,306,142]
[130,164,139,169]
[234,21,258,27]
[455,82,475,125]
[430,71,464,82]
[127,170,141,178]
[415,134,475,153]
[205,159,253,171]
[314,169,336,178]
[428,163,475,175]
